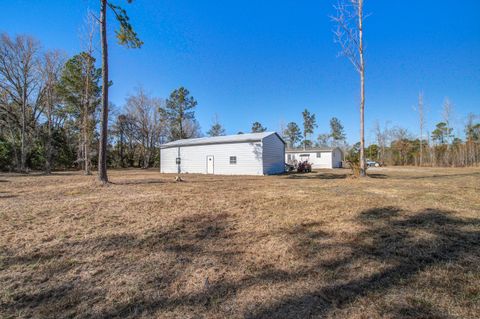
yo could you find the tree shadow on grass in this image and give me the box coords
[184,178,263,184]
[1,207,479,318]
[109,178,170,185]
[368,173,388,179]
[0,194,18,199]
[248,207,480,318]
[369,171,480,180]
[386,302,455,319]
[0,171,81,178]
[0,212,243,318]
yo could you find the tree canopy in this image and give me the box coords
[302,109,316,149]
[164,87,198,140]
[207,117,226,137]
[283,122,302,148]
[251,121,267,133]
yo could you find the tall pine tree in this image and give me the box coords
[302,109,316,150]
[164,87,198,140]
[251,122,267,133]
[98,0,143,183]
[283,122,302,148]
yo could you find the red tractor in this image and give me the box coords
[297,160,312,173]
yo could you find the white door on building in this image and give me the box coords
[206,155,214,174]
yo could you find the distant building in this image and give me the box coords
[160,132,285,175]
[286,148,343,169]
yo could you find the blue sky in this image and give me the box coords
[1,0,479,143]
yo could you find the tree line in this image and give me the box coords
[1,0,367,179]
[4,33,475,175]
[2,0,478,173]
[0,33,204,172]
[367,97,480,167]
[0,0,370,179]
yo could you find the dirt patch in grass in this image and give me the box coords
[0,167,479,318]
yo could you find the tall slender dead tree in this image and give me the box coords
[98,0,143,184]
[332,0,367,176]
[40,50,64,174]
[442,97,454,144]
[81,11,98,175]
[417,91,425,166]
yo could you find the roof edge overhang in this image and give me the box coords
[285,147,340,153]
[160,138,264,149]
[160,131,286,149]
[270,132,287,145]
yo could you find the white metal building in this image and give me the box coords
[285,148,343,169]
[160,132,285,175]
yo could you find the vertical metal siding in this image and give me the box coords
[332,149,343,168]
[262,134,285,174]
[160,142,263,175]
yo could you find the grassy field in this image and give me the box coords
[1,167,479,318]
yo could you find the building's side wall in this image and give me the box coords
[160,142,263,175]
[261,134,285,175]
[285,151,334,168]
[331,148,343,168]
[160,147,179,173]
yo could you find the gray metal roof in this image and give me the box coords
[160,131,284,149]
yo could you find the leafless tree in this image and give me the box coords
[40,50,65,174]
[80,11,98,175]
[373,120,389,164]
[332,0,367,176]
[413,91,425,166]
[390,126,412,165]
[182,118,202,139]
[278,119,286,140]
[124,87,164,168]
[442,97,454,144]
[0,34,44,172]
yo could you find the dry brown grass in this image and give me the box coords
[1,167,479,318]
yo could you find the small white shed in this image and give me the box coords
[160,132,286,175]
[285,148,343,169]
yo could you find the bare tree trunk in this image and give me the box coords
[83,10,96,176]
[418,92,424,166]
[8,124,20,171]
[333,0,366,175]
[43,52,59,175]
[45,95,52,175]
[120,123,125,167]
[84,55,91,175]
[303,132,307,151]
[358,0,366,177]
[98,0,109,183]
[21,85,27,172]
[84,111,91,175]
[179,117,183,140]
